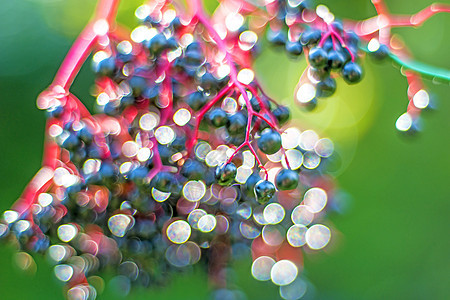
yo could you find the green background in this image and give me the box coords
[0,0,449,299]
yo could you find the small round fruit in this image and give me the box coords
[267,29,287,47]
[328,50,346,70]
[275,169,299,190]
[273,105,290,126]
[92,56,116,76]
[215,163,237,186]
[147,33,168,55]
[181,159,206,180]
[151,172,176,193]
[342,62,363,84]
[187,91,207,111]
[208,108,228,127]
[300,29,322,46]
[257,129,282,155]
[254,180,276,204]
[310,66,330,80]
[316,77,336,98]
[226,112,247,136]
[308,48,328,68]
[128,76,148,97]
[243,173,261,198]
[370,44,389,61]
[285,41,303,57]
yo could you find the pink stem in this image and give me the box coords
[193,0,285,174]
[387,3,450,27]
[189,84,234,150]
[52,0,120,90]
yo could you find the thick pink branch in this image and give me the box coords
[52,0,120,90]
[388,3,450,27]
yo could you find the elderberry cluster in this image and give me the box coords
[1,2,338,299]
[265,0,363,109]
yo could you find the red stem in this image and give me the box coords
[189,84,234,150]
[388,3,450,27]
[52,0,120,90]
[193,0,287,176]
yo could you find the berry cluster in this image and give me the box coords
[264,1,363,109]
[2,0,449,299]
[1,1,337,299]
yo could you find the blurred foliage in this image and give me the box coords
[0,0,449,299]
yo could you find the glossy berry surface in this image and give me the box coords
[254,180,276,204]
[308,48,329,68]
[275,169,299,190]
[328,50,346,70]
[273,105,290,126]
[316,77,337,98]
[257,129,282,155]
[342,62,363,84]
[226,112,247,136]
[208,108,228,127]
[215,163,237,186]
[285,41,303,57]
[370,44,390,61]
[151,172,177,193]
[187,91,207,111]
[300,29,322,46]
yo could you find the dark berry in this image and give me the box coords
[285,41,303,57]
[226,112,247,136]
[345,31,360,47]
[184,51,204,67]
[166,37,178,50]
[215,163,237,186]
[92,56,116,77]
[275,169,299,190]
[310,66,330,80]
[370,44,389,61]
[254,180,276,204]
[316,77,336,98]
[46,105,64,118]
[273,105,290,126]
[61,133,79,150]
[120,96,135,107]
[208,108,228,127]
[328,50,346,70]
[250,96,271,112]
[243,173,261,198]
[170,17,182,30]
[250,96,262,112]
[308,48,328,68]
[200,72,217,91]
[147,33,168,55]
[158,145,174,165]
[184,42,204,66]
[78,126,93,144]
[187,91,207,111]
[181,159,206,180]
[257,129,282,155]
[298,96,317,111]
[322,39,333,52]
[331,21,344,34]
[143,85,159,102]
[186,42,202,53]
[151,172,176,193]
[104,101,119,116]
[300,29,322,46]
[129,166,149,186]
[342,62,363,84]
[171,136,187,152]
[128,76,148,97]
[267,29,287,47]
